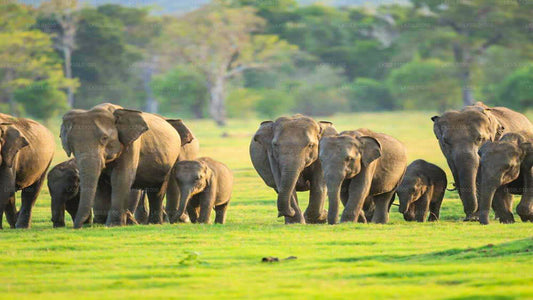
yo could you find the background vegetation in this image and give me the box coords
[2,0,533,124]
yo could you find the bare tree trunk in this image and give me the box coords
[5,70,17,116]
[209,76,226,126]
[460,68,474,107]
[63,46,74,108]
[143,60,158,114]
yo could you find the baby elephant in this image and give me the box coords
[169,157,233,224]
[48,159,139,227]
[48,159,82,228]
[397,159,447,222]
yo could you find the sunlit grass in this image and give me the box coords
[1,111,532,299]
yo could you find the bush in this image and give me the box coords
[348,78,396,111]
[14,80,68,121]
[151,66,208,118]
[226,88,262,118]
[255,89,295,119]
[495,65,533,110]
[387,59,461,111]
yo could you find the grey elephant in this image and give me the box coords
[432,102,533,221]
[60,103,182,228]
[133,118,199,224]
[48,159,140,227]
[319,129,407,224]
[169,157,233,224]
[397,159,447,222]
[477,131,533,224]
[0,115,55,229]
[250,115,337,224]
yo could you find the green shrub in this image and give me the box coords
[255,89,295,119]
[348,78,396,111]
[14,80,68,121]
[495,65,533,110]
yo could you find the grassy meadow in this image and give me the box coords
[0,111,532,299]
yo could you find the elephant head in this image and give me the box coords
[397,175,427,215]
[174,160,212,222]
[0,123,29,168]
[60,105,148,228]
[431,102,504,220]
[319,132,381,224]
[252,115,335,218]
[477,132,533,224]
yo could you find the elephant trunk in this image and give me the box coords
[398,197,410,214]
[454,151,479,220]
[177,187,193,222]
[277,167,301,218]
[73,156,103,229]
[326,177,343,225]
[478,170,498,225]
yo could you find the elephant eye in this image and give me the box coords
[100,135,109,144]
[476,136,485,144]
[345,156,354,162]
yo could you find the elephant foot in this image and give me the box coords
[304,210,328,224]
[179,213,191,223]
[403,212,415,222]
[499,212,515,224]
[53,221,66,228]
[284,212,305,224]
[93,215,107,224]
[126,211,138,225]
[15,215,31,229]
[134,209,149,225]
[463,213,479,222]
[167,210,181,224]
[340,212,358,223]
[517,205,533,222]
[148,209,164,224]
[106,210,126,227]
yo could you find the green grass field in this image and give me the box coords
[1,111,532,299]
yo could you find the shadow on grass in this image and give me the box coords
[335,238,533,264]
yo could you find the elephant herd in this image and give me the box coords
[251,102,533,225]
[0,101,531,229]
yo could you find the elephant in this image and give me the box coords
[60,103,183,228]
[431,102,533,221]
[397,159,447,222]
[250,115,337,224]
[48,159,140,227]
[477,131,533,224]
[0,114,55,229]
[319,128,407,224]
[169,157,233,224]
[133,118,200,224]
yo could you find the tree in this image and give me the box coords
[39,0,80,108]
[387,59,461,111]
[495,65,533,110]
[0,1,76,117]
[159,1,297,125]
[348,78,396,112]
[410,0,533,106]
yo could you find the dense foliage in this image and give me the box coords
[1,0,532,122]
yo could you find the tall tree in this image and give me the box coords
[39,0,79,108]
[160,1,296,125]
[0,1,76,117]
[410,0,533,106]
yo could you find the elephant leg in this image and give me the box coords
[493,187,514,224]
[517,168,533,222]
[93,180,111,225]
[358,196,372,223]
[285,191,305,224]
[134,191,148,225]
[147,186,167,225]
[304,172,327,224]
[342,174,372,223]
[165,177,181,224]
[414,194,430,223]
[16,174,46,229]
[5,195,17,229]
[371,191,395,224]
[428,198,443,222]
[214,202,229,224]
[65,196,79,226]
[187,201,200,223]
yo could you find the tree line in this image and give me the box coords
[1,0,532,124]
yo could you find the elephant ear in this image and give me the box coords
[253,121,273,145]
[358,136,382,166]
[519,142,533,169]
[318,121,336,138]
[166,119,194,146]
[478,106,505,141]
[0,124,29,168]
[431,116,443,140]
[478,141,493,157]
[113,109,149,146]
